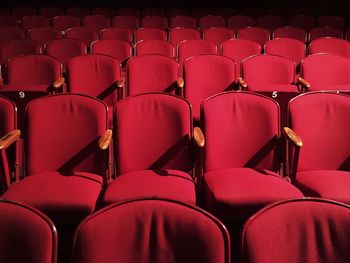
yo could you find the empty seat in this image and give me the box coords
[0,199,57,263]
[309,26,343,41]
[203,27,234,47]
[285,92,350,204]
[221,38,261,81]
[242,198,350,263]
[198,15,226,31]
[126,54,181,96]
[91,39,132,64]
[216,8,237,18]
[317,15,344,29]
[91,7,115,19]
[39,6,64,18]
[134,28,167,42]
[142,7,165,17]
[0,15,18,27]
[100,28,133,43]
[112,15,139,30]
[309,37,350,59]
[82,14,111,31]
[0,39,40,65]
[169,15,197,29]
[66,6,90,18]
[237,27,270,47]
[103,93,199,205]
[0,27,26,50]
[73,197,230,263]
[273,26,307,42]
[227,15,256,33]
[201,92,303,220]
[65,26,98,46]
[52,15,81,32]
[117,8,140,17]
[28,27,62,48]
[135,40,175,58]
[183,54,236,122]
[12,7,37,19]
[191,8,214,19]
[169,28,201,47]
[166,8,190,17]
[257,15,285,31]
[265,38,306,66]
[287,14,315,31]
[141,16,168,30]
[20,16,50,31]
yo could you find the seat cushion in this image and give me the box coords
[296,170,350,204]
[2,171,103,226]
[103,169,196,205]
[203,167,303,220]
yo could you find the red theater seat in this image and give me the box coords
[198,15,226,31]
[287,14,315,31]
[52,15,81,32]
[273,26,307,43]
[317,15,345,29]
[112,15,139,30]
[64,26,98,46]
[134,28,167,42]
[169,15,197,29]
[39,6,64,18]
[20,16,50,31]
[309,26,343,41]
[0,39,40,65]
[66,7,90,18]
[135,40,175,58]
[91,7,115,19]
[309,37,350,59]
[203,27,234,47]
[256,15,284,31]
[91,39,132,64]
[99,28,133,43]
[237,27,270,47]
[12,7,37,19]
[227,15,256,33]
[141,16,168,30]
[28,27,62,48]
[0,15,18,27]
[169,28,201,47]
[82,14,111,31]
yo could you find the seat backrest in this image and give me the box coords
[99,28,133,43]
[25,94,108,176]
[134,28,167,42]
[198,15,226,31]
[169,28,201,47]
[317,15,345,29]
[0,199,57,263]
[67,54,121,107]
[221,39,261,80]
[183,54,236,121]
[65,26,98,46]
[0,27,25,42]
[191,8,214,19]
[52,15,81,31]
[178,39,217,67]
[116,8,141,17]
[115,93,192,174]
[91,39,132,63]
[66,7,90,18]
[203,27,234,47]
[126,54,179,96]
[28,27,62,48]
[91,7,115,19]
[288,92,350,171]
[309,37,350,59]
[142,8,165,17]
[227,15,256,32]
[309,26,343,41]
[0,39,40,64]
[20,15,50,31]
[166,8,190,18]
[287,14,315,31]
[264,38,306,65]
[73,198,230,263]
[112,15,140,30]
[202,92,280,173]
[12,7,37,19]
[135,40,175,58]
[273,26,307,43]
[169,15,197,29]
[82,14,111,31]
[141,16,168,30]
[7,54,61,85]
[237,27,270,47]
[242,54,296,85]
[0,15,18,27]
[256,15,284,31]
[39,6,64,18]
[242,198,350,263]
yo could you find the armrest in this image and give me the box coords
[0,130,21,150]
[298,77,310,91]
[117,77,125,88]
[177,77,184,89]
[98,129,113,150]
[193,127,205,148]
[283,127,302,148]
[53,77,65,90]
[238,77,248,89]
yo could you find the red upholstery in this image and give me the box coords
[134,28,167,42]
[309,37,350,59]
[82,14,111,31]
[67,54,121,111]
[39,6,64,18]
[183,54,236,122]
[287,14,315,31]
[117,8,141,17]
[237,27,270,47]
[91,7,115,19]
[309,26,343,41]
[104,93,196,204]
[65,26,98,46]
[215,8,237,18]
[257,15,284,31]
[126,55,179,96]
[74,198,230,263]
[166,8,190,18]
[221,39,261,80]
[0,199,57,263]
[191,8,214,18]
[99,28,133,43]
[288,92,350,202]
[28,27,62,48]
[0,27,25,42]
[141,16,168,30]
[20,16,50,31]
[91,39,132,63]
[12,7,37,19]
[201,92,303,219]
[242,198,350,263]
[66,7,90,18]
[198,15,226,31]
[169,28,201,47]
[45,39,87,72]
[273,26,307,42]
[300,53,350,91]
[52,15,81,31]
[169,15,197,29]
[112,16,140,30]
[0,15,18,27]
[318,15,345,29]
[265,38,306,65]
[203,27,234,47]
[0,39,40,65]
[143,8,165,17]
[227,15,256,32]
[135,40,175,58]
[241,54,297,92]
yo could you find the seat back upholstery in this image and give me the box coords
[91,39,133,63]
[288,92,350,172]
[73,198,230,263]
[309,37,350,59]
[202,92,281,173]
[0,199,57,263]
[114,93,192,175]
[242,198,350,263]
[177,39,217,67]
[25,94,108,176]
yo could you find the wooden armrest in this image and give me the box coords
[117,77,125,88]
[53,77,65,89]
[298,77,310,90]
[177,77,184,89]
[193,127,205,148]
[0,130,21,150]
[238,77,247,89]
[98,129,113,150]
[283,127,303,147]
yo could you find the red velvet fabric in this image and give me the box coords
[65,26,98,45]
[74,198,230,263]
[0,40,40,65]
[237,27,270,47]
[28,27,62,48]
[242,198,350,263]
[126,55,179,96]
[0,16,18,27]
[169,15,197,29]
[309,26,343,41]
[65,7,89,18]
[309,37,350,59]
[227,15,256,32]
[287,15,315,31]
[198,15,226,31]
[103,170,195,205]
[112,16,140,30]
[169,28,201,47]
[39,7,64,18]
[318,15,345,29]
[183,54,236,121]
[52,15,81,31]
[20,16,50,31]
[256,15,284,31]
[203,27,235,47]
[100,28,133,43]
[135,40,175,58]
[91,39,132,63]
[141,16,168,30]
[0,200,57,263]
[134,28,167,42]
[0,96,16,137]
[143,8,165,17]
[273,26,307,43]
[91,7,115,19]
[265,38,306,65]
[82,14,111,31]
[117,8,141,17]
[0,27,25,42]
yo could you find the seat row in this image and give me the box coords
[1,91,350,262]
